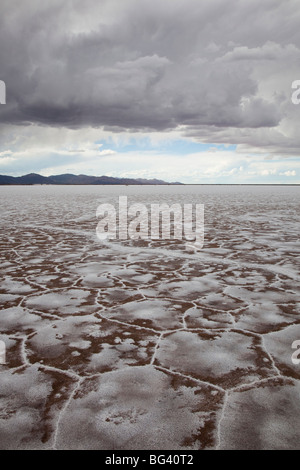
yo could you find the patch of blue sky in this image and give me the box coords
[97,137,236,155]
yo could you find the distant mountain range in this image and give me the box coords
[0,173,182,185]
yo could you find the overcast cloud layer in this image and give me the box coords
[0,0,299,182]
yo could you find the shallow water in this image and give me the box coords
[0,185,299,449]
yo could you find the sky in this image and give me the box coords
[0,0,300,184]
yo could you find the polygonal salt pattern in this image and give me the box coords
[0,185,300,449]
[154,329,275,389]
[55,366,224,450]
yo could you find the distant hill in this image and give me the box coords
[0,173,183,185]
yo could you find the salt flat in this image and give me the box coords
[0,184,299,449]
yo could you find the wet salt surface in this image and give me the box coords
[0,184,299,450]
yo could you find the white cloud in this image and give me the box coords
[279,170,296,176]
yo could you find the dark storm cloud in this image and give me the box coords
[0,0,300,148]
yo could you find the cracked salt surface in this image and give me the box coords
[0,184,300,449]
